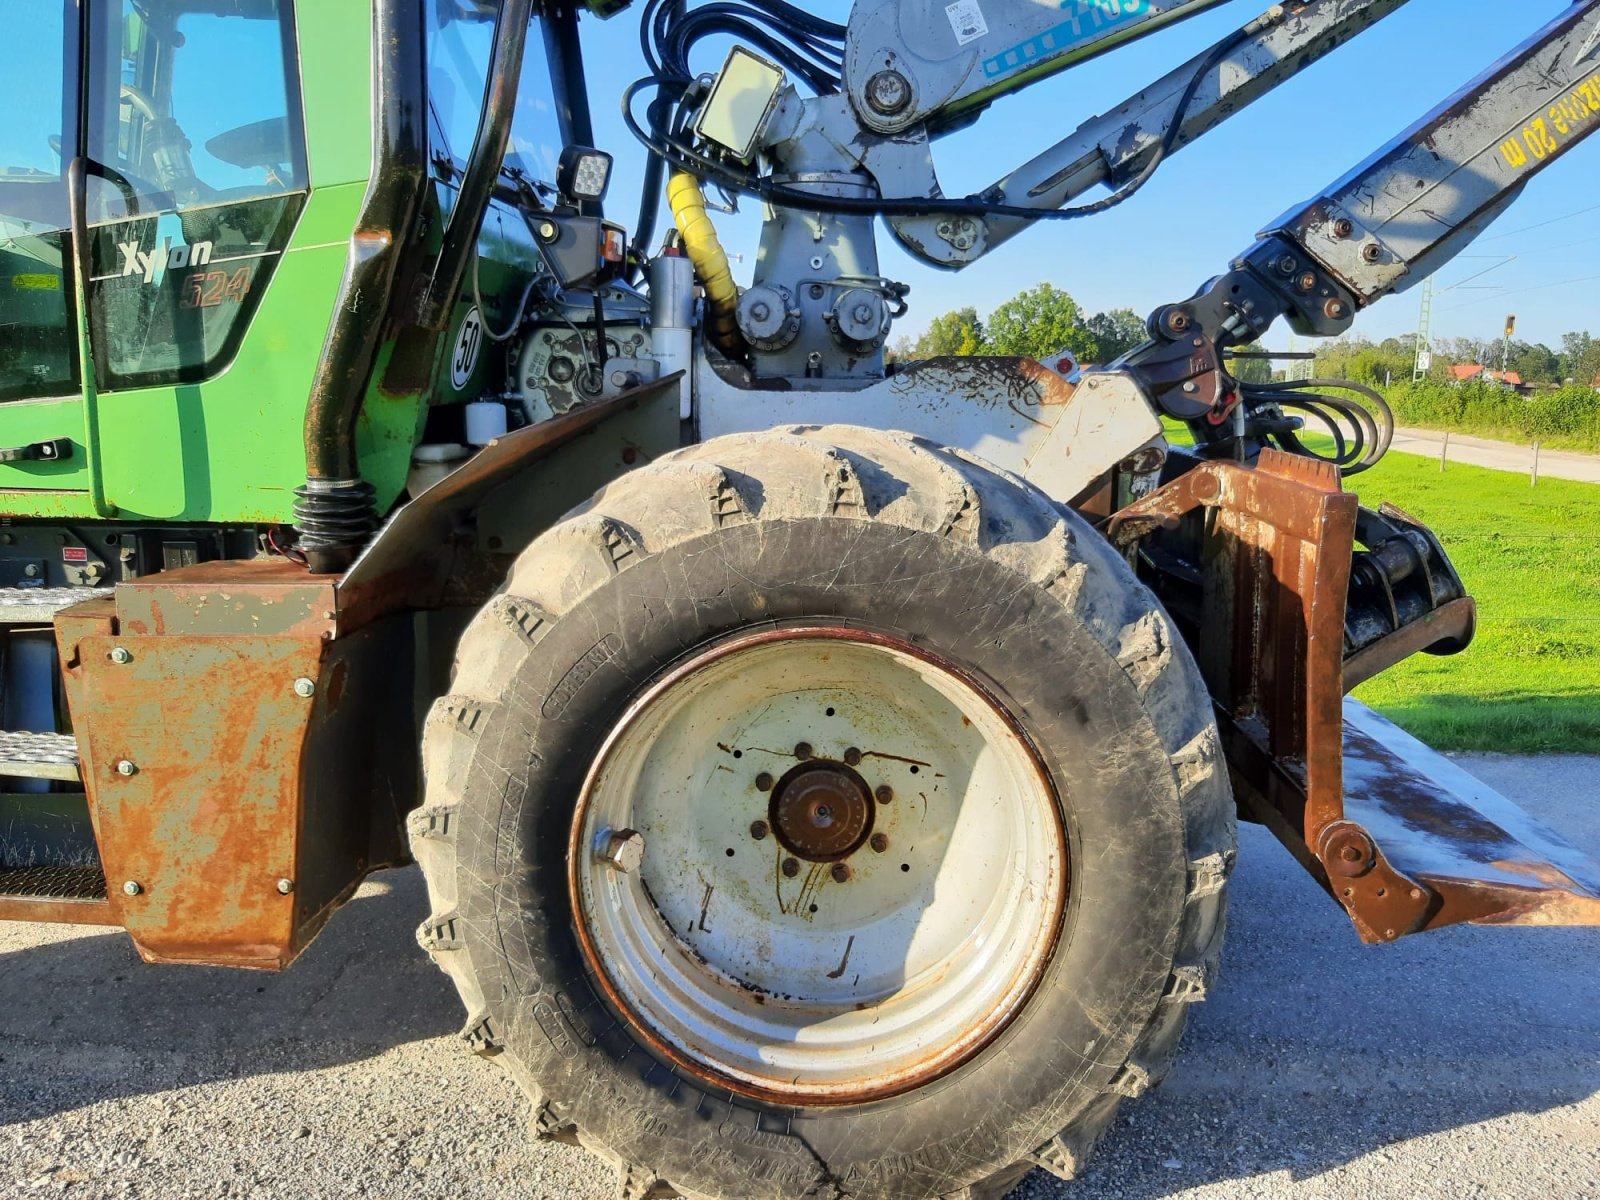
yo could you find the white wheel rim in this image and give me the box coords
[569,628,1068,1103]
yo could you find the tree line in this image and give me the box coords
[888,284,1149,366]
[896,283,1600,393]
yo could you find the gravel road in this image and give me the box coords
[3,754,1597,1200]
[1390,427,1600,484]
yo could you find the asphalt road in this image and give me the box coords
[1390,427,1600,485]
[3,753,1597,1200]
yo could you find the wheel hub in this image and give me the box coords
[770,760,874,862]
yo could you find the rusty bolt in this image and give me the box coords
[1361,242,1382,263]
[1324,299,1348,320]
[1166,311,1191,334]
[115,759,137,777]
[843,747,862,766]
[782,857,801,878]
[1409,888,1424,900]
[109,647,131,665]
[122,880,142,897]
[293,677,316,698]
[830,863,852,883]
[1339,844,1364,864]
[875,784,893,804]
[621,446,638,465]
[602,829,645,873]
[749,819,770,841]
[755,772,774,792]
[870,833,890,854]
[276,878,295,895]
[794,742,813,760]
[1296,272,1318,293]
[1333,217,1355,238]
[1275,254,1297,277]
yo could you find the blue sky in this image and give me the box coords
[580,0,1600,352]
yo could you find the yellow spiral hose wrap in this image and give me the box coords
[667,170,745,357]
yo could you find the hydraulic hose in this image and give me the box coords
[667,170,744,358]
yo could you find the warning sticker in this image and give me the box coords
[945,0,988,46]
[62,547,88,563]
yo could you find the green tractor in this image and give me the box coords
[4,1,1600,1196]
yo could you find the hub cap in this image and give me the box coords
[569,628,1068,1103]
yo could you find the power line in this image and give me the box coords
[1479,201,1600,243]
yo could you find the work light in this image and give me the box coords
[558,146,613,203]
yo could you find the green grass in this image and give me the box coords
[1347,453,1600,754]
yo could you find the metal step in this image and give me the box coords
[0,586,104,625]
[0,863,105,901]
[0,730,80,781]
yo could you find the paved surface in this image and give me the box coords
[1391,427,1600,484]
[2,754,1597,1200]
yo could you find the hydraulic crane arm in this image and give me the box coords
[1128,1,1600,429]
[871,0,1418,268]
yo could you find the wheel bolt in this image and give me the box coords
[749,820,770,841]
[755,772,774,792]
[794,742,813,760]
[843,747,862,766]
[875,784,893,804]
[870,833,889,853]
[602,829,645,873]
[782,857,800,878]
[830,863,852,883]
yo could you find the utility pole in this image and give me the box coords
[1413,277,1434,380]
[1502,313,1516,381]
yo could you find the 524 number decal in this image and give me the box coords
[180,267,254,310]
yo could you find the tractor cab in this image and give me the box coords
[0,1,594,531]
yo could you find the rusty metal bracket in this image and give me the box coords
[1112,449,1600,942]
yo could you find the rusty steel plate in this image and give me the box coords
[69,633,326,967]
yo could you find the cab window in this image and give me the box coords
[0,5,78,403]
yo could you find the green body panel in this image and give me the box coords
[0,2,433,526]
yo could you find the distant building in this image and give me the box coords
[1449,364,1527,391]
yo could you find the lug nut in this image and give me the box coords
[794,742,813,760]
[781,857,800,878]
[830,863,852,883]
[870,833,889,853]
[755,772,774,792]
[602,829,645,873]
[875,784,893,804]
[843,747,862,766]
[749,820,770,841]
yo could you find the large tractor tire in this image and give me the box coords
[411,425,1235,1200]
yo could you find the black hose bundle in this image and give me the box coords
[1239,378,1396,476]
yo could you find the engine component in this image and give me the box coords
[517,322,660,424]
[736,283,800,352]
